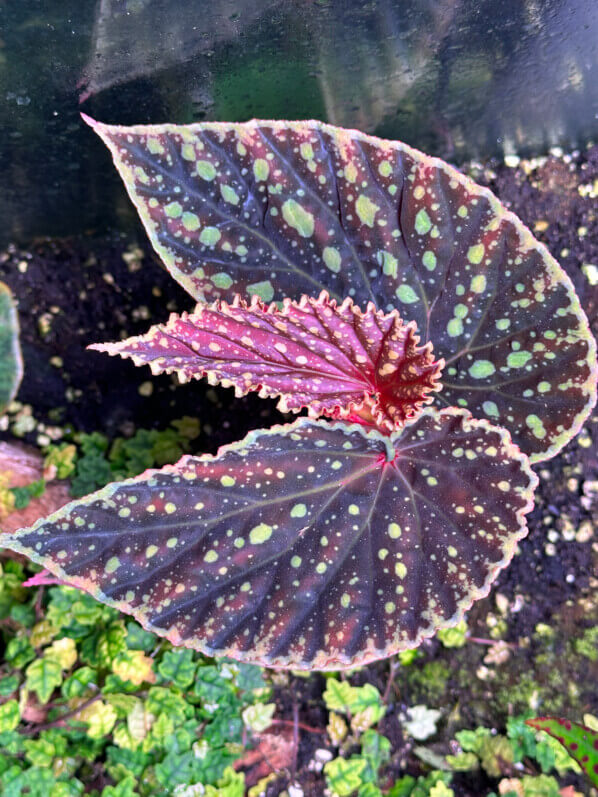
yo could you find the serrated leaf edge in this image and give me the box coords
[89,290,443,432]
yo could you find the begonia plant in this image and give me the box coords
[1,118,595,670]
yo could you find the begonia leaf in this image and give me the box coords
[83,116,597,462]
[0,281,23,414]
[1,411,535,670]
[526,717,598,786]
[91,292,442,432]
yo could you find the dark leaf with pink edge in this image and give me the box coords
[0,410,536,670]
[90,292,443,432]
[82,116,597,463]
[526,717,598,787]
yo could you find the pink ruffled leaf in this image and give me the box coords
[90,292,443,432]
[0,410,537,670]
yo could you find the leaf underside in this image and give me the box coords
[91,292,442,432]
[526,718,598,786]
[1,409,537,670]
[84,116,597,462]
[0,281,23,414]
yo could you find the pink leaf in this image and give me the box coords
[90,292,443,432]
[22,569,67,588]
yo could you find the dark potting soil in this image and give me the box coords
[1,145,597,796]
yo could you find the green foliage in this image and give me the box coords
[0,281,23,415]
[70,419,200,497]
[10,479,46,510]
[573,626,598,661]
[324,679,386,732]
[0,566,274,794]
[388,771,453,796]
[436,620,468,649]
[43,444,77,480]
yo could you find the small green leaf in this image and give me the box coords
[61,666,97,699]
[526,717,598,786]
[101,775,138,797]
[361,729,391,773]
[146,687,191,724]
[25,657,63,704]
[0,675,20,697]
[324,756,368,797]
[5,635,35,668]
[157,648,197,689]
[446,751,479,771]
[437,620,468,649]
[0,701,20,733]
[324,679,358,713]
[242,703,275,733]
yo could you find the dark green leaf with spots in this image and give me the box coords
[526,717,598,786]
[0,281,23,414]
[91,292,442,432]
[83,116,597,462]
[0,410,536,670]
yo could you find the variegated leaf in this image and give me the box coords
[526,718,598,786]
[0,409,536,670]
[90,292,442,432]
[84,116,597,462]
[0,282,23,414]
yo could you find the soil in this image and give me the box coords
[1,146,597,796]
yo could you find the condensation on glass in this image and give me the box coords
[2,0,597,245]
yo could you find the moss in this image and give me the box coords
[406,660,451,703]
[573,627,598,662]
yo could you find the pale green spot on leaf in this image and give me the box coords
[469,360,495,379]
[467,244,485,264]
[165,201,182,219]
[249,523,273,545]
[507,351,532,368]
[282,199,314,237]
[396,284,419,304]
[253,159,269,181]
[414,209,432,235]
[247,280,274,302]
[196,160,216,180]
[323,247,342,273]
[422,251,437,271]
[290,503,307,518]
[199,227,221,246]
[355,195,379,228]
[377,251,398,278]
[182,212,200,232]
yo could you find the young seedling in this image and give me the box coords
[0,119,595,670]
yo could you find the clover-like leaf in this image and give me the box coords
[0,410,536,670]
[0,281,23,414]
[324,756,368,797]
[84,116,597,462]
[526,717,598,786]
[25,657,63,704]
[91,292,442,432]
